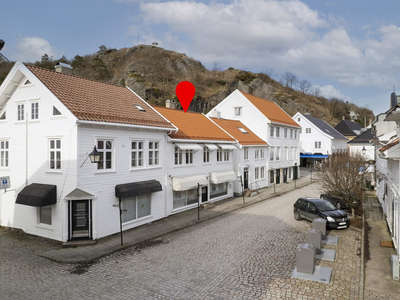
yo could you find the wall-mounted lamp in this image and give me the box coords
[80,146,101,167]
[362,146,366,155]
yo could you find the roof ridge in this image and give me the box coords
[25,63,125,89]
[153,105,204,115]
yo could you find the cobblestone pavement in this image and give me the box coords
[1,184,363,299]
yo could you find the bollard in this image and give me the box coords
[296,243,316,274]
[305,229,322,255]
[312,218,327,240]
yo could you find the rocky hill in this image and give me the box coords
[0,45,374,127]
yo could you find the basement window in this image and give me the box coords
[134,104,146,112]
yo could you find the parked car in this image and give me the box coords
[320,193,347,209]
[293,197,349,229]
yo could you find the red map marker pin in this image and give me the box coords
[176,81,195,113]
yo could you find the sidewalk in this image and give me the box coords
[41,175,315,264]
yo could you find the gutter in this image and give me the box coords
[76,120,175,132]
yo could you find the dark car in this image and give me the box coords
[293,197,349,229]
[320,193,347,209]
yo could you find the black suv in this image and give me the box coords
[293,197,349,229]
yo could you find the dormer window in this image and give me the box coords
[134,104,146,112]
[0,111,5,120]
[23,79,31,85]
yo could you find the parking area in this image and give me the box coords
[1,183,363,299]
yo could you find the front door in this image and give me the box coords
[243,169,249,190]
[276,169,281,184]
[70,200,91,240]
[201,186,208,203]
[293,166,298,180]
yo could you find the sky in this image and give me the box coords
[2,0,400,116]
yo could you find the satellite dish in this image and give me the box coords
[0,40,4,51]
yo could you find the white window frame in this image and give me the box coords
[270,125,274,137]
[31,101,39,120]
[121,194,151,223]
[295,130,297,139]
[306,128,311,134]
[260,147,265,159]
[203,146,210,163]
[255,147,259,159]
[217,147,223,162]
[290,129,293,138]
[49,139,61,170]
[276,126,280,137]
[17,104,25,121]
[234,107,242,116]
[186,150,194,164]
[131,141,144,168]
[148,141,160,166]
[39,206,52,225]
[255,167,260,180]
[284,128,287,138]
[175,146,183,165]
[270,147,274,161]
[244,147,249,160]
[96,139,114,170]
[0,140,9,168]
[276,147,280,161]
[261,166,265,179]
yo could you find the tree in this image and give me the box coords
[35,53,54,69]
[280,71,298,88]
[298,79,312,94]
[91,57,110,80]
[316,151,372,217]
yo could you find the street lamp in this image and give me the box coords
[80,146,101,167]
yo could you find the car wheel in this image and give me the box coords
[294,211,302,221]
[336,202,341,209]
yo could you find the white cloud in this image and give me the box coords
[18,37,56,63]
[129,0,400,89]
[313,84,351,102]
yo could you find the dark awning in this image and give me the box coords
[16,183,57,207]
[115,180,162,198]
[300,154,329,159]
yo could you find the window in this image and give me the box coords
[131,141,144,167]
[31,102,39,120]
[298,117,300,122]
[289,167,292,178]
[283,147,288,160]
[270,171,274,184]
[175,146,182,165]
[290,129,293,138]
[260,148,265,159]
[255,148,259,159]
[284,128,287,138]
[270,125,274,137]
[276,147,280,160]
[0,140,9,167]
[18,104,24,121]
[186,150,193,164]
[237,127,248,133]
[306,128,311,134]
[217,147,223,162]
[289,147,292,160]
[224,149,230,161]
[261,166,265,179]
[134,104,146,112]
[97,140,113,170]
[149,141,159,166]
[255,167,260,180]
[53,106,62,116]
[0,111,5,120]
[210,183,227,198]
[234,107,242,116]
[40,206,52,225]
[203,146,210,163]
[276,126,280,137]
[173,188,198,209]
[315,141,321,149]
[270,147,274,161]
[244,147,248,160]
[49,139,61,169]
[295,130,297,139]
[121,194,151,223]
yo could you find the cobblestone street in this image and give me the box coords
[1,184,363,299]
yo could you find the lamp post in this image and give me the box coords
[113,200,127,247]
[238,175,245,205]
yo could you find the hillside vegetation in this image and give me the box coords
[0,45,375,127]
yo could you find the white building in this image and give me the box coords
[206,89,301,185]
[0,62,176,242]
[293,112,348,168]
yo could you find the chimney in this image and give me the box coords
[391,91,397,108]
[54,62,73,75]
[211,109,221,119]
[166,100,176,109]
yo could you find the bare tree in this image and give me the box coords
[280,71,298,88]
[298,79,312,94]
[317,151,372,217]
[264,68,277,80]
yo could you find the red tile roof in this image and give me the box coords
[379,137,400,152]
[154,107,235,141]
[240,91,300,127]
[25,65,174,129]
[211,118,268,146]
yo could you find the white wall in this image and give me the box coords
[0,80,77,241]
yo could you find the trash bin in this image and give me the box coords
[312,218,327,240]
[305,229,322,255]
[296,243,316,274]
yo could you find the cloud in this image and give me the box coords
[18,37,56,63]
[313,84,352,102]
[129,0,400,89]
